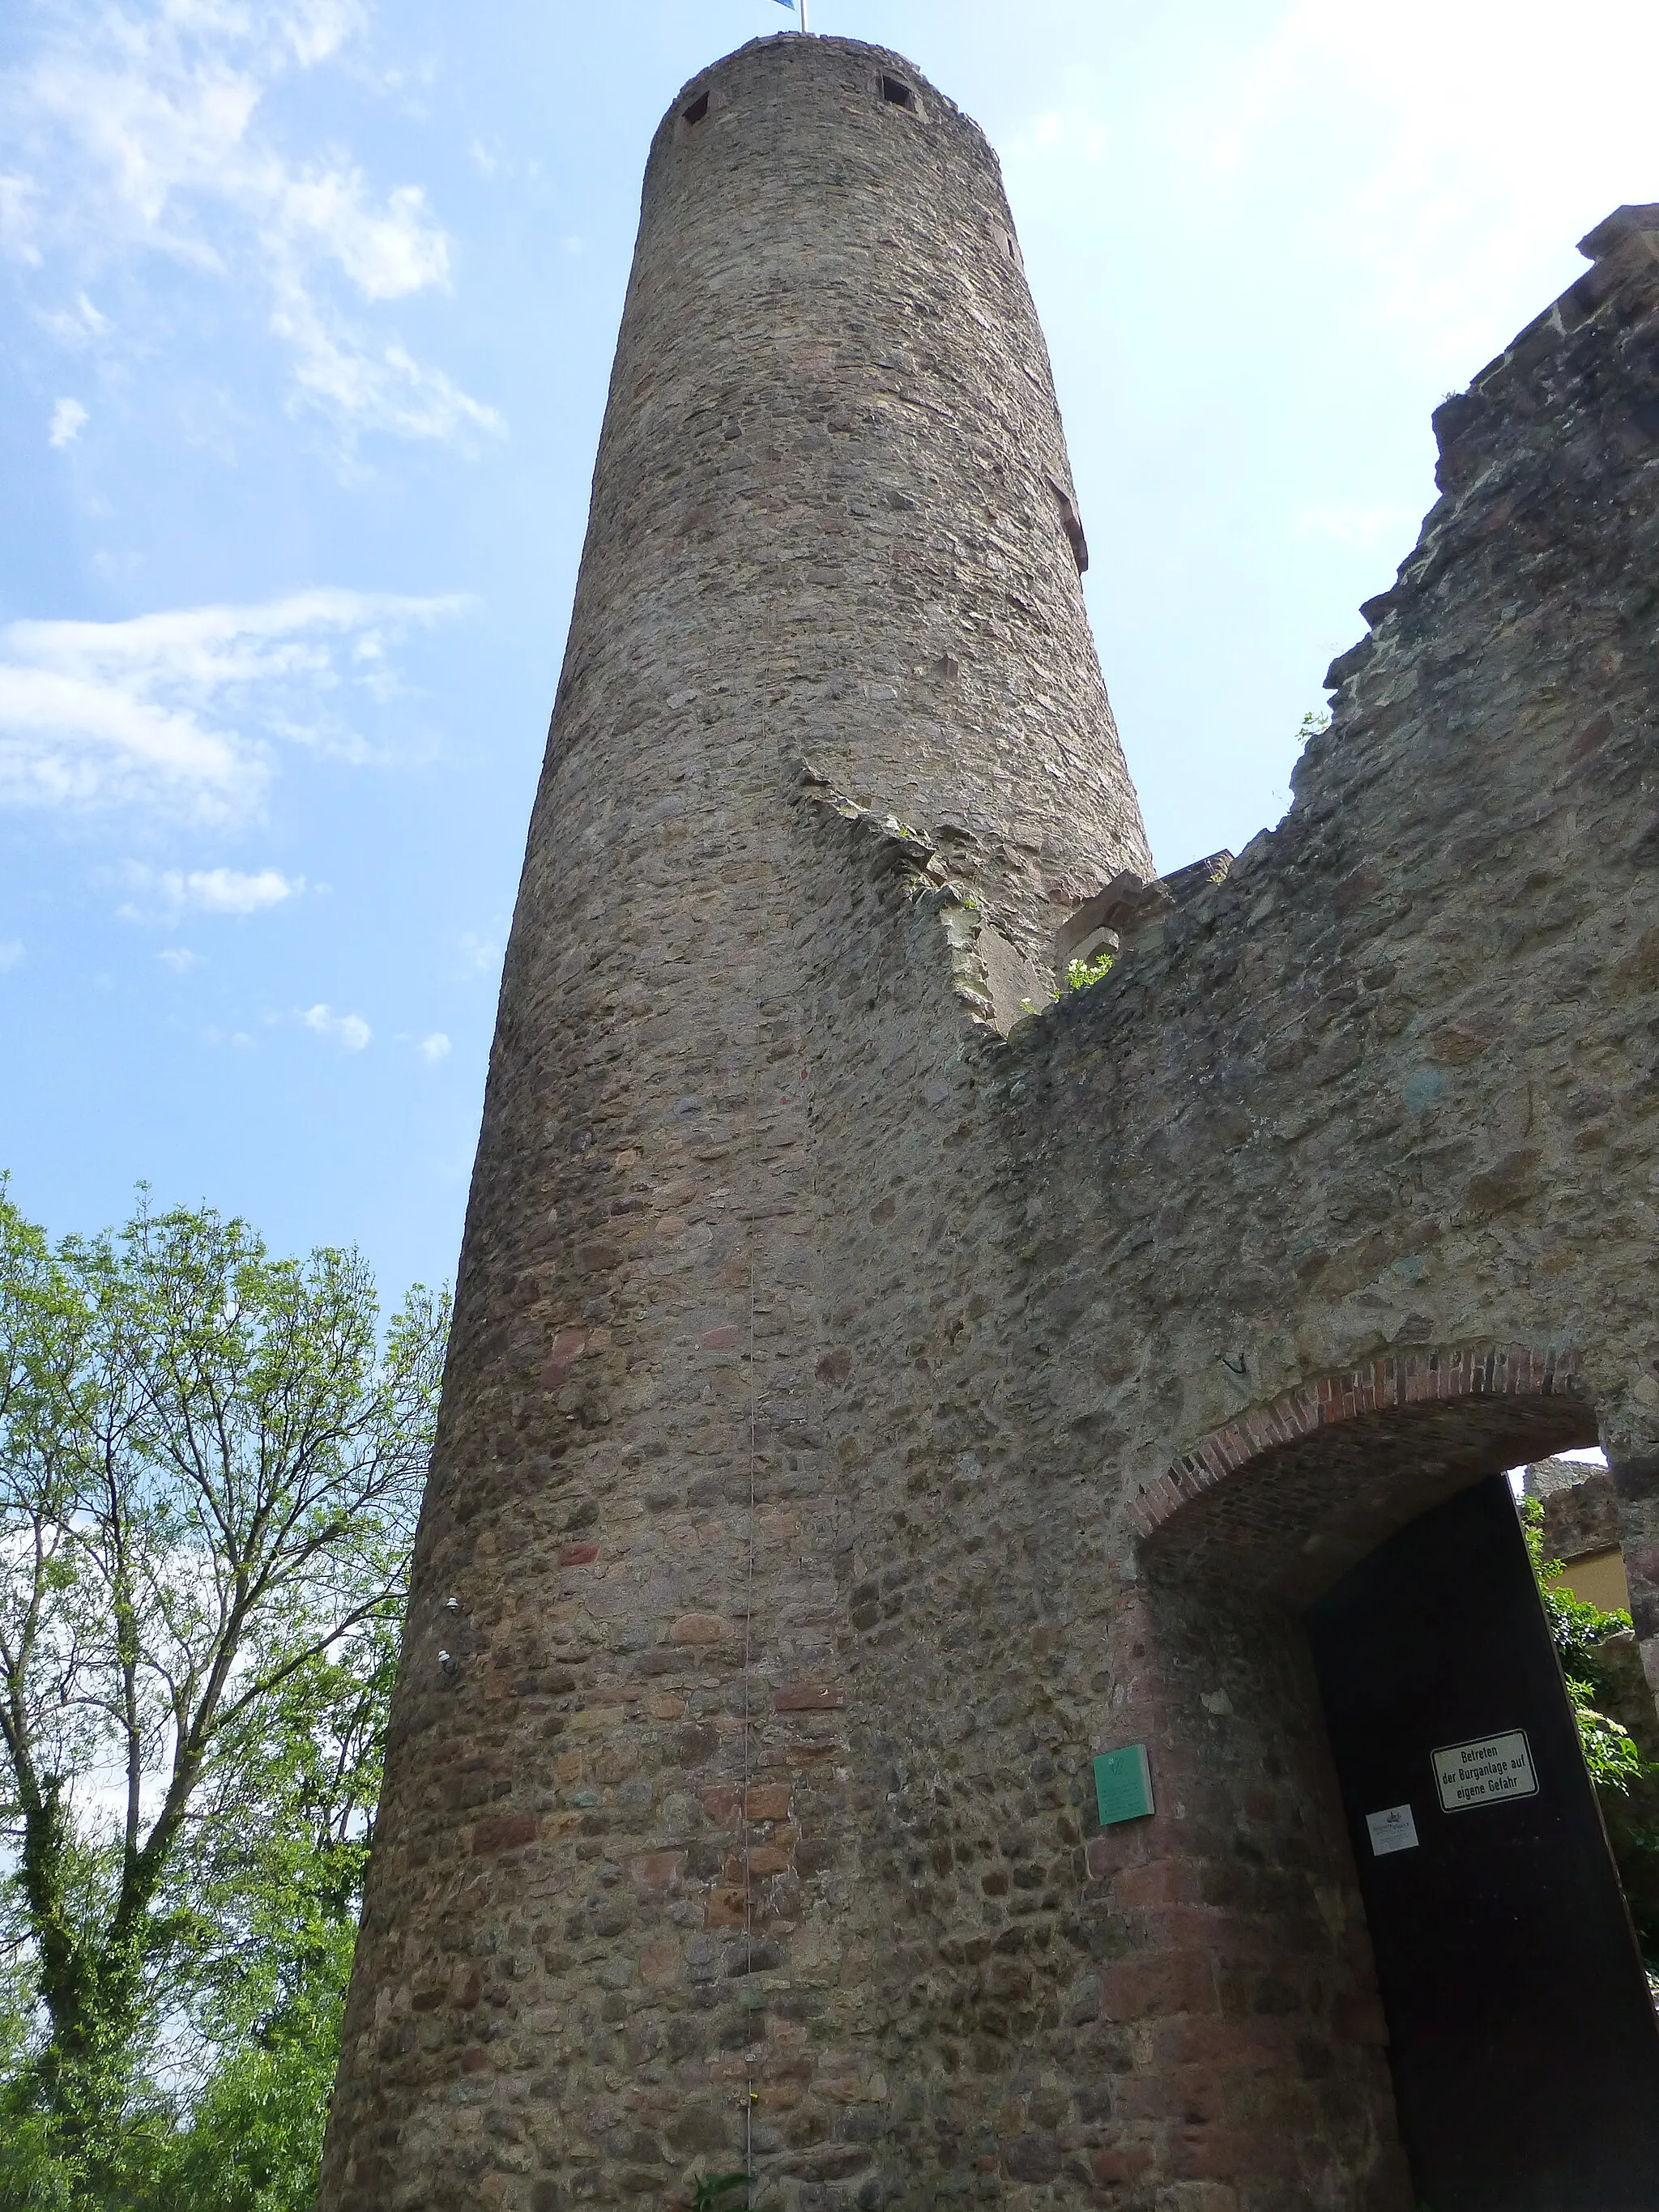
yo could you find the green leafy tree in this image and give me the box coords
[0,1182,445,2202]
[1519,1493,1644,1791]
[1520,1488,1659,1962]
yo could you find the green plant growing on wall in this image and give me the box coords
[1519,1494,1644,1791]
[1517,1490,1659,1963]
[688,2172,756,2212]
[1064,948,1115,993]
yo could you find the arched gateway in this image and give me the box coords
[318,32,1659,2212]
[1136,1349,1659,2210]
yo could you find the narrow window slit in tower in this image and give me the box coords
[684,92,710,126]
[881,75,917,110]
[1048,479,1090,573]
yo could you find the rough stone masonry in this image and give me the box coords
[318,32,1659,2212]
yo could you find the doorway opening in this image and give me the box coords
[1139,1351,1659,2210]
[1307,1474,1659,2211]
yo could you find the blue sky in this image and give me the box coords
[2,0,1656,1304]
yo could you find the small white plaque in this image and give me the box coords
[1431,1728,1537,1813]
[1366,1803,1419,1856]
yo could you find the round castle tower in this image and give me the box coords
[320,36,1149,2208]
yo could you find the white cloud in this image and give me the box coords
[156,945,200,972]
[0,938,22,971]
[1139,0,1659,376]
[417,1030,450,1062]
[456,929,500,976]
[0,173,41,263]
[303,1002,370,1051]
[1,0,501,447]
[39,292,111,347]
[48,396,87,446]
[271,276,504,445]
[184,865,294,912]
[123,863,301,917]
[0,588,467,824]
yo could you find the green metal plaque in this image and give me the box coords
[1094,1743,1154,1827]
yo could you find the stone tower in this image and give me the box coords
[320,32,1149,2211]
[322,28,1659,2212]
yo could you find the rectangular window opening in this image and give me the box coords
[684,92,710,126]
[881,75,916,110]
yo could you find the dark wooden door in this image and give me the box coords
[1306,1475,1659,2211]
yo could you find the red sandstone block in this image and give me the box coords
[472,1811,538,1855]
[1111,2065,1226,2125]
[1149,2016,1286,2070]
[1171,2125,1298,2182]
[745,1844,791,1875]
[1111,1858,1196,1908]
[1098,1950,1217,2022]
[640,1941,682,1985]
[1139,1903,1236,1952]
[542,1328,587,1383]
[762,2053,816,2085]
[1090,2145,1154,2186]
[772,1682,847,1711]
[745,1783,791,1821]
[669,1613,729,1643]
[700,1327,741,1351]
[560,1544,599,1567]
[787,1740,841,1767]
[702,1787,740,1826]
[1333,1991,1389,2045]
[630,1850,686,1889]
[705,1886,747,1927]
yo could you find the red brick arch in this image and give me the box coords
[1132,1344,1593,1589]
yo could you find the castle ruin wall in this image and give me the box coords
[320,36,1659,2212]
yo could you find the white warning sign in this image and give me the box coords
[1431,1729,1538,1813]
[1366,1803,1419,1856]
